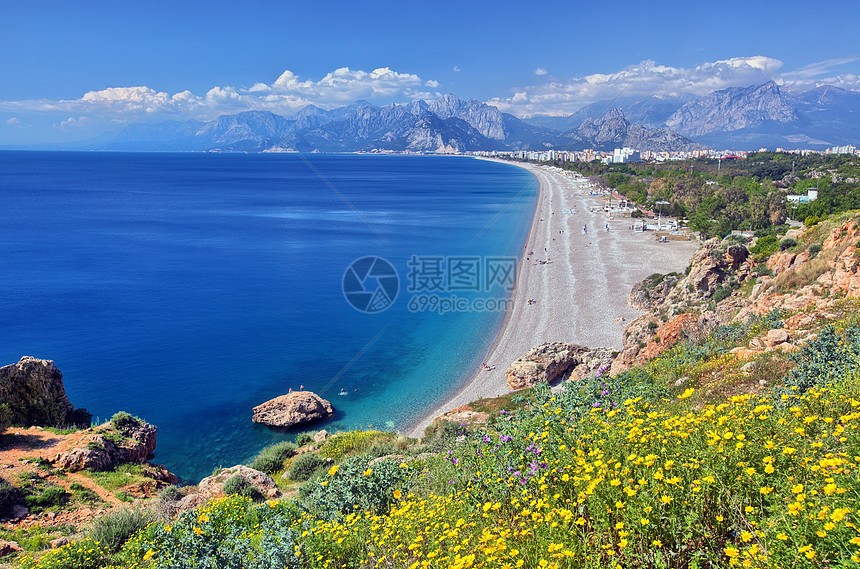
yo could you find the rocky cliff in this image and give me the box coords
[52,418,158,472]
[0,357,85,428]
[612,213,860,373]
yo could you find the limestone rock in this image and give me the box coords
[53,421,157,472]
[180,465,281,511]
[252,391,334,429]
[432,406,490,428]
[0,357,74,427]
[567,347,618,382]
[506,343,591,390]
[10,505,28,520]
[313,429,329,443]
[49,537,73,549]
[0,540,22,555]
[765,328,790,347]
[724,245,749,270]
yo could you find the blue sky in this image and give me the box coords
[2,0,859,144]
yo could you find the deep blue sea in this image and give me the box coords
[0,152,537,482]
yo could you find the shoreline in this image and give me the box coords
[407,160,699,437]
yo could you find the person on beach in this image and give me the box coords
[583,224,587,234]
[605,223,609,232]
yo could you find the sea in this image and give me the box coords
[0,151,537,482]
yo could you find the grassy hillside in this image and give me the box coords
[10,212,860,569]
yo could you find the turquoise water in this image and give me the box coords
[0,152,537,481]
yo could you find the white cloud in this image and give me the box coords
[452,65,461,72]
[489,56,790,116]
[254,66,424,105]
[778,57,860,92]
[534,68,548,76]
[0,66,433,123]
[55,116,91,129]
[6,117,20,126]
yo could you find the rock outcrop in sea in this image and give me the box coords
[252,391,334,428]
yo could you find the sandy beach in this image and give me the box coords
[408,160,699,437]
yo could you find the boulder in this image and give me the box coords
[313,429,329,443]
[10,505,28,520]
[0,357,74,427]
[0,540,22,556]
[49,537,73,549]
[53,421,157,472]
[179,465,281,511]
[506,343,591,390]
[252,391,333,429]
[567,347,618,382]
[724,245,749,270]
[765,328,790,347]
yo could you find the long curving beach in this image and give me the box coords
[409,160,699,437]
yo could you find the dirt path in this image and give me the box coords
[0,426,126,523]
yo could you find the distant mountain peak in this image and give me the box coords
[666,81,800,137]
[563,108,704,152]
[429,93,506,140]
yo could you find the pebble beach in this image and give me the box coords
[409,160,699,436]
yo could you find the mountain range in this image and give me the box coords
[526,81,860,150]
[65,82,860,153]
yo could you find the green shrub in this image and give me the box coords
[0,476,22,518]
[110,411,141,431]
[319,431,396,461]
[783,323,860,395]
[158,485,182,502]
[779,237,797,251]
[712,285,733,303]
[68,482,101,506]
[749,234,778,256]
[249,441,297,474]
[808,242,823,257]
[304,456,414,520]
[24,485,68,511]
[88,505,159,552]
[365,440,397,459]
[0,403,12,432]
[804,215,820,227]
[66,407,93,429]
[295,432,315,447]
[647,321,658,331]
[288,453,326,482]
[222,475,263,502]
[753,262,773,277]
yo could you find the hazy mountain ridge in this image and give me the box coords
[665,81,802,137]
[561,108,706,152]
[92,94,563,153]
[84,83,860,153]
[524,82,860,149]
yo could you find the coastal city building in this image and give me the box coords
[787,189,819,204]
